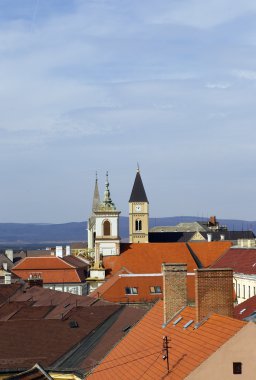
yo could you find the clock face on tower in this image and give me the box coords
[135,205,141,212]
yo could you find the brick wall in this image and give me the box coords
[162,263,187,325]
[195,268,233,323]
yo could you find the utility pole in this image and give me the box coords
[162,336,170,372]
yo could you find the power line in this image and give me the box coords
[82,343,161,371]
[87,350,162,376]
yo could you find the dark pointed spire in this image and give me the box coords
[129,169,148,203]
[92,172,100,212]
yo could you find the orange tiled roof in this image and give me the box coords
[12,256,87,284]
[188,241,232,267]
[104,243,198,275]
[12,256,76,270]
[91,273,195,304]
[90,268,130,298]
[12,269,83,284]
[88,301,245,380]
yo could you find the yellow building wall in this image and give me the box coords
[129,202,149,243]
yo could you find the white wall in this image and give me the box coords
[234,274,256,304]
[95,215,119,238]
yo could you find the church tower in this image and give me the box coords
[129,168,149,243]
[94,172,121,259]
[87,173,100,251]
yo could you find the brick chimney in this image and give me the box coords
[28,273,43,288]
[195,268,234,323]
[162,263,187,325]
[209,216,217,226]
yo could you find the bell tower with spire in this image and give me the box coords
[129,167,149,243]
[94,172,121,258]
[88,172,100,251]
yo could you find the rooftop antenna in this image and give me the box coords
[137,162,140,172]
[162,336,170,372]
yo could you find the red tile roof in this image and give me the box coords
[104,243,198,276]
[13,257,76,270]
[12,256,87,284]
[234,295,256,320]
[188,241,232,267]
[91,273,195,304]
[211,248,256,274]
[88,301,245,379]
[12,269,84,283]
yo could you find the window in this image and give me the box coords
[248,286,251,298]
[233,362,242,374]
[254,287,256,296]
[103,220,111,236]
[237,284,240,297]
[125,287,138,295]
[135,219,142,231]
[243,285,245,299]
[150,286,162,294]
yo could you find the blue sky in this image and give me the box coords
[1,0,256,222]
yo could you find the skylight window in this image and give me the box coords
[183,320,194,329]
[173,317,182,326]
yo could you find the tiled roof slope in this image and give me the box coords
[0,284,147,372]
[12,256,88,284]
[12,269,84,283]
[210,248,256,274]
[80,306,148,372]
[188,241,232,268]
[90,269,130,298]
[91,273,195,304]
[88,301,245,380]
[0,283,22,305]
[5,363,54,380]
[12,256,75,270]
[104,243,198,275]
[62,255,89,268]
[234,295,256,320]
[8,285,97,319]
[149,232,195,243]
[0,305,121,370]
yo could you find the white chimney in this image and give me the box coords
[4,273,12,284]
[56,246,63,258]
[66,245,71,256]
[220,234,225,241]
[5,249,13,262]
[207,233,212,242]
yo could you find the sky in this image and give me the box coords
[0,0,256,223]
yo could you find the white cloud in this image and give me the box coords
[141,0,256,29]
[233,69,256,80]
[205,82,231,89]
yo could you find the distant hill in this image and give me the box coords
[0,216,255,249]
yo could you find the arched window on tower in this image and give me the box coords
[103,220,111,236]
[135,219,142,232]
